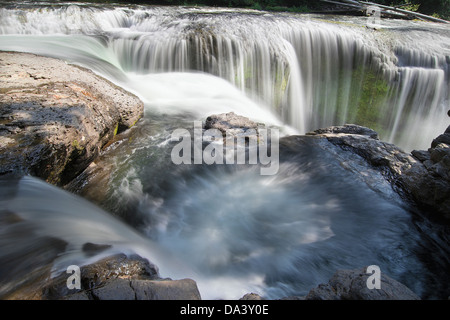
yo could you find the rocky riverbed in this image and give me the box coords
[1,52,448,300]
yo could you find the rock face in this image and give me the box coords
[305,267,420,300]
[0,51,144,186]
[43,253,201,300]
[307,124,450,220]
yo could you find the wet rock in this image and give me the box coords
[44,253,201,300]
[431,131,450,148]
[88,278,201,300]
[128,278,201,300]
[411,149,431,162]
[43,253,159,299]
[81,242,112,257]
[0,51,143,186]
[204,112,260,136]
[305,267,420,300]
[309,124,450,220]
[307,124,379,139]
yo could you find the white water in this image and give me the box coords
[1,3,450,300]
[0,3,449,150]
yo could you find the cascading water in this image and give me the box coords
[1,3,448,150]
[0,2,449,300]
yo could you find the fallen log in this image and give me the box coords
[359,1,450,23]
[320,0,449,23]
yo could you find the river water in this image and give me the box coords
[0,2,449,299]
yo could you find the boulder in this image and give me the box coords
[0,51,144,186]
[307,124,379,139]
[43,253,159,299]
[85,278,201,300]
[305,267,420,300]
[44,253,201,300]
[204,112,260,136]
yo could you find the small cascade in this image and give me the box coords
[0,4,448,150]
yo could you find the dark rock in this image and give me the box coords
[411,149,430,162]
[44,253,201,300]
[129,278,201,300]
[43,253,159,299]
[305,267,420,300]
[90,278,136,300]
[431,133,450,148]
[88,277,201,300]
[0,51,144,186]
[430,143,450,164]
[307,124,379,139]
[308,124,450,220]
[82,242,112,257]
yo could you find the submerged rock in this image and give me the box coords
[0,51,144,186]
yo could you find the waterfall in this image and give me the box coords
[0,4,448,150]
[1,3,450,300]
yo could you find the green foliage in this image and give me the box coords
[393,0,420,12]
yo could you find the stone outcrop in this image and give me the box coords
[0,51,144,186]
[307,124,450,220]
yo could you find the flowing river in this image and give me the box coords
[0,1,449,299]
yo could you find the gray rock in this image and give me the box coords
[0,51,143,186]
[90,278,201,300]
[307,124,379,140]
[90,278,136,300]
[130,278,201,300]
[43,253,201,300]
[430,143,450,164]
[411,149,431,162]
[43,253,159,299]
[431,132,450,148]
[305,267,420,300]
[204,112,260,136]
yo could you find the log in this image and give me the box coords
[359,1,449,23]
[320,0,449,24]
